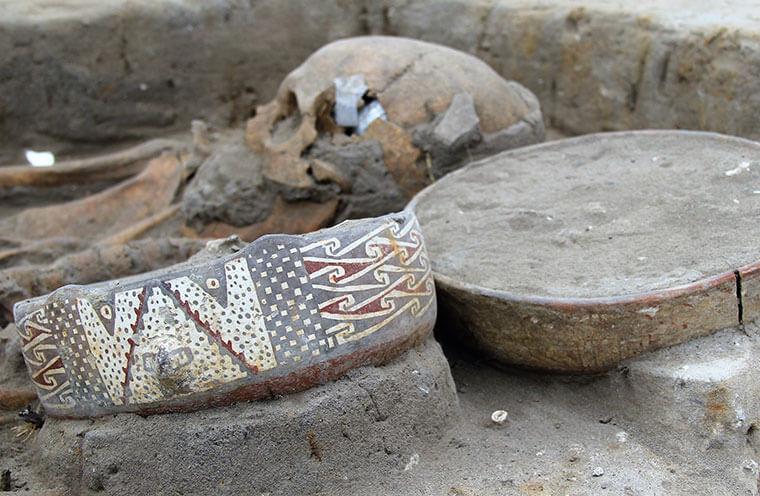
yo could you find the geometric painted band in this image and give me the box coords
[14,210,436,418]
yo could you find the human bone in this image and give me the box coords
[245,35,544,220]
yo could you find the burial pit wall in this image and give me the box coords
[2,0,759,163]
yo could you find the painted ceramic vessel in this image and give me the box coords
[14,211,435,418]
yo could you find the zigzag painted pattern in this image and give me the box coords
[15,213,434,414]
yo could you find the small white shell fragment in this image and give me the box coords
[403,453,420,471]
[637,306,659,317]
[334,74,368,128]
[592,467,605,477]
[25,150,55,167]
[725,161,751,176]
[491,409,508,424]
[356,100,387,135]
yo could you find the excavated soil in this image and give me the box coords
[413,131,760,298]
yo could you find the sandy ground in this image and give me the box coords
[0,334,663,494]
[2,322,758,495]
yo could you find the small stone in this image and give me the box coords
[432,92,481,149]
[491,410,508,425]
[1,470,11,491]
[592,467,605,477]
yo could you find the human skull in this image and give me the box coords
[246,36,544,219]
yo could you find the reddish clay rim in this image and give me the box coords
[407,129,760,314]
[431,269,737,313]
[739,259,760,279]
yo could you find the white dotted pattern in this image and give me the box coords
[48,299,107,403]
[165,257,276,372]
[76,289,142,405]
[127,287,247,404]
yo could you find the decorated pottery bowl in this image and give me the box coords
[14,211,435,417]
